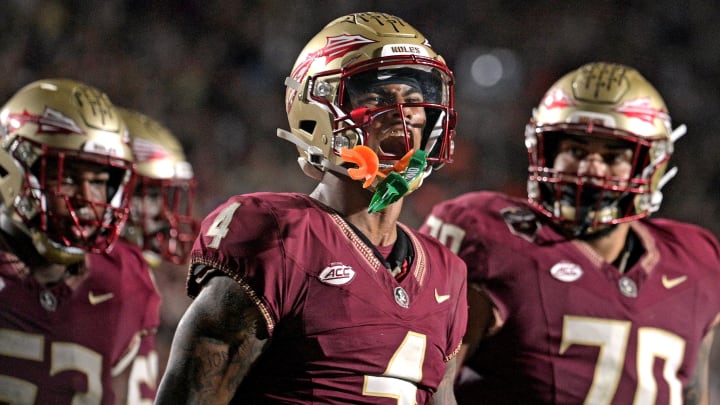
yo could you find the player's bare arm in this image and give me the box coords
[456,284,494,368]
[156,273,268,404]
[684,329,714,405]
[431,356,458,405]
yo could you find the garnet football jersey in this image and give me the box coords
[420,191,720,405]
[0,240,161,404]
[189,192,467,404]
[87,239,162,403]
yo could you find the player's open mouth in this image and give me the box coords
[379,124,410,157]
[380,136,409,157]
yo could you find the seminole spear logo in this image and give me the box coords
[614,97,670,126]
[286,34,377,112]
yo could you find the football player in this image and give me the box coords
[113,107,198,403]
[0,78,152,404]
[119,108,197,270]
[420,62,720,404]
[156,11,467,404]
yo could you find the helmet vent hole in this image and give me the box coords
[299,120,316,135]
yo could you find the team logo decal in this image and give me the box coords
[501,206,540,242]
[394,286,409,308]
[618,276,638,298]
[614,97,670,126]
[319,262,356,286]
[6,108,85,136]
[132,137,172,163]
[550,261,583,283]
[39,290,58,312]
[286,34,377,112]
[541,88,576,110]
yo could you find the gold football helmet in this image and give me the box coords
[119,108,197,268]
[525,62,684,236]
[279,12,456,205]
[0,78,135,264]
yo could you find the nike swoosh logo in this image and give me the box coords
[662,275,688,289]
[88,291,115,305]
[434,288,450,303]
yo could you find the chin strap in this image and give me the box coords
[142,250,162,270]
[32,232,86,266]
[0,209,87,267]
[648,165,678,214]
[647,124,686,213]
[670,124,687,143]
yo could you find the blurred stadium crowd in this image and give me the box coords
[4,0,720,383]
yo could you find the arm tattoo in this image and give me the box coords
[201,278,266,399]
[162,275,269,404]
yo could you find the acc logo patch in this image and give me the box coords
[501,206,540,242]
[550,261,583,283]
[319,262,356,286]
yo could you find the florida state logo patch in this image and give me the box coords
[39,290,57,312]
[394,286,409,308]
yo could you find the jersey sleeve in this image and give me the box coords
[652,218,720,333]
[446,255,468,360]
[420,192,507,327]
[421,193,491,284]
[187,195,290,335]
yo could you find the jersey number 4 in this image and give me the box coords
[206,201,242,249]
[363,332,426,404]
